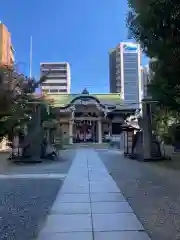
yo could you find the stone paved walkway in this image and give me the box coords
[38,149,150,240]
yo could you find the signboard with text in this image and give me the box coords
[123,43,138,53]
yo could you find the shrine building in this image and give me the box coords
[45,89,137,144]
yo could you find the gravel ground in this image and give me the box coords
[0,149,75,240]
[98,150,180,240]
[0,179,62,240]
[0,149,75,175]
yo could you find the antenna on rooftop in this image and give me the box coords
[29,36,33,78]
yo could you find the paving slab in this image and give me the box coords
[38,232,93,240]
[51,202,91,214]
[94,231,151,240]
[60,182,89,193]
[90,182,119,193]
[41,214,92,232]
[55,193,90,203]
[37,148,150,240]
[90,193,126,202]
[91,201,133,213]
[92,213,144,231]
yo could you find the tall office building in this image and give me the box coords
[0,22,14,66]
[109,48,118,93]
[40,62,71,94]
[109,42,141,109]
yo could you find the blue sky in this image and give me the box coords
[1,0,146,93]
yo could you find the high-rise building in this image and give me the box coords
[40,62,71,94]
[109,48,118,93]
[109,42,141,109]
[0,22,14,66]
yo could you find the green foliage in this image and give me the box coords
[0,65,50,139]
[151,107,180,145]
[157,123,180,146]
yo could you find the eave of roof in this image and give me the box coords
[45,93,122,107]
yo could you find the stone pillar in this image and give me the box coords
[142,102,152,160]
[69,121,73,144]
[98,120,102,144]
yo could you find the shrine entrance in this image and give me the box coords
[48,89,136,145]
[73,119,97,143]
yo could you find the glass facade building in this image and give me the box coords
[109,42,141,109]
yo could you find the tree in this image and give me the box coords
[127,0,180,111]
[0,64,50,140]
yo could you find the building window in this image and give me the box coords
[123,68,138,73]
[41,69,67,75]
[41,82,67,86]
[51,70,67,74]
[41,64,67,69]
[47,75,67,79]
[50,89,59,92]
[48,89,67,93]
[58,89,67,92]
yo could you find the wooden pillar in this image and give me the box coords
[109,122,112,136]
[98,120,102,144]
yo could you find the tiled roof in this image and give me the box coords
[45,93,122,107]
